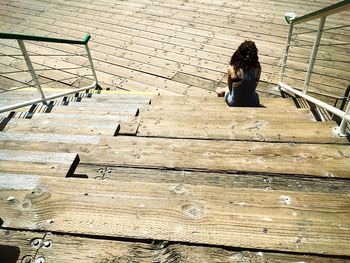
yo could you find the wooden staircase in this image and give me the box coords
[1,90,349,262]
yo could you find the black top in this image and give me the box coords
[232,67,260,107]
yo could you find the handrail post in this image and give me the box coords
[84,42,101,89]
[338,102,350,136]
[17,40,48,104]
[279,23,294,84]
[302,16,326,94]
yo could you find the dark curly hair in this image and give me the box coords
[230,40,260,73]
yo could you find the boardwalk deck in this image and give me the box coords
[0,0,350,262]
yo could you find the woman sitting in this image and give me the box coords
[216,40,261,107]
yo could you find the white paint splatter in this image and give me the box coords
[0,174,39,190]
[256,252,263,257]
[280,195,291,205]
[7,196,15,201]
[260,216,273,222]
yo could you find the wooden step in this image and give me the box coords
[151,96,296,109]
[0,150,79,177]
[136,116,343,143]
[1,136,348,179]
[29,113,129,122]
[76,165,350,194]
[0,132,101,145]
[0,229,347,263]
[140,107,316,122]
[47,107,139,117]
[50,102,142,113]
[1,118,120,136]
[0,174,349,256]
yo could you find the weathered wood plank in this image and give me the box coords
[75,165,350,194]
[141,107,315,122]
[83,136,350,179]
[0,150,79,177]
[151,96,297,108]
[137,117,343,144]
[0,132,101,144]
[1,136,349,178]
[29,113,129,123]
[1,229,348,263]
[1,118,120,136]
[0,175,349,255]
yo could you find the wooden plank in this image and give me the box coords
[0,175,349,255]
[1,229,347,263]
[29,113,129,123]
[1,136,348,178]
[172,72,217,91]
[75,165,350,194]
[0,150,79,177]
[140,109,316,122]
[0,132,101,144]
[50,103,141,113]
[150,96,298,108]
[83,136,350,179]
[1,118,120,136]
[140,106,315,122]
[48,107,139,117]
[136,117,343,144]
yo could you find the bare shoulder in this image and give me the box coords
[227,65,242,79]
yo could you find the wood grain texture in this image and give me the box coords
[1,0,347,98]
[81,136,350,179]
[1,229,348,263]
[0,175,349,256]
[0,150,79,177]
[151,96,297,108]
[75,165,350,194]
[1,136,349,178]
[137,115,343,143]
[2,118,120,136]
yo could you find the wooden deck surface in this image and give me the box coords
[0,0,350,262]
[0,0,349,101]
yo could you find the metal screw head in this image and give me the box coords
[30,238,42,248]
[43,240,53,248]
[34,256,45,263]
[21,256,32,263]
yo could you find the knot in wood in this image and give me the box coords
[22,199,32,209]
[172,184,187,195]
[182,203,205,220]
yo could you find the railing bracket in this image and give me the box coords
[334,127,349,137]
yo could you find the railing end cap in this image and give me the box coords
[284,12,297,24]
[83,34,91,44]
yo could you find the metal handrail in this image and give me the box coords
[285,0,350,25]
[279,1,350,136]
[0,32,100,113]
[0,32,91,45]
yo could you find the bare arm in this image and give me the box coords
[228,65,243,91]
[227,66,233,92]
